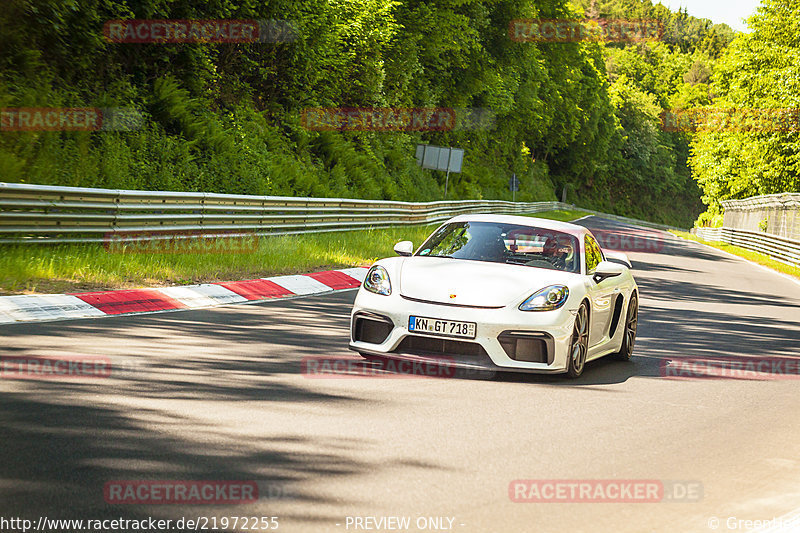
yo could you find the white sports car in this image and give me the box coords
[348,214,638,378]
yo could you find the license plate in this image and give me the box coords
[408,316,477,339]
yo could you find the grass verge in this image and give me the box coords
[524,208,588,222]
[671,230,800,280]
[0,210,583,295]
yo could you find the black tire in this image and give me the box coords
[613,293,638,361]
[566,302,590,378]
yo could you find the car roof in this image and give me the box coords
[446,213,589,237]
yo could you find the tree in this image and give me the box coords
[690,0,800,221]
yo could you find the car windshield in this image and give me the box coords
[416,221,580,273]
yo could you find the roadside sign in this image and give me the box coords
[416,145,464,173]
[416,144,465,199]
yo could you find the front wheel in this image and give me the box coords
[613,293,638,361]
[566,302,590,378]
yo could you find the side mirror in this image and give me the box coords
[394,241,414,257]
[604,250,632,268]
[592,261,626,283]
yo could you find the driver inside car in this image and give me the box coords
[542,236,574,270]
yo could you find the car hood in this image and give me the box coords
[397,257,576,307]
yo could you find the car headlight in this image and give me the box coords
[364,265,392,296]
[519,285,569,311]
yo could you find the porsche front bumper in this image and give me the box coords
[348,289,578,374]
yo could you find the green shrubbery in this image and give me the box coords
[689,0,800,223]
[0,0,737,227]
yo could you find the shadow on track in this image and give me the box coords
[0,292,393,524]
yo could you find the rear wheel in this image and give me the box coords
[614,293,638,361]
[566,302,590,378]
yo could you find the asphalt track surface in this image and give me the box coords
[1,216,800,533]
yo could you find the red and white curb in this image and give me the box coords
[0,267,368,325]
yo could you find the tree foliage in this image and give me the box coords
[0,0,737,226]
[689,0,800,225]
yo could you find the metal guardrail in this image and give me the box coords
[0,182,564,244]
[0,182,683,245]
[692,226,800,268]
[721,193,800,241]
[691,192,800,268]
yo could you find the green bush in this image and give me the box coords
[0,0,732,228]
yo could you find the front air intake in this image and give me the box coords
[498,331,554,364]
[396,335,488,357]
[352,312,394,344]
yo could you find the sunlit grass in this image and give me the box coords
[525,209,588,222]
[671,230,800,280]
[0,210,583,294]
